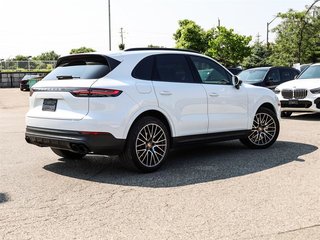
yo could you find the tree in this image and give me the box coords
[242,36,270,68]
[14,55,31,61]
[70,47,96,54]
[269,7,320,65]
[147,44,164,48]
[206,27,252,67]
[173,20,252,67]
[33,51,60,61]
[174,19,208,53]
[119,43,125,50]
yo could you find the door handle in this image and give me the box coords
[160,91,172,96]
[209,92,219,97]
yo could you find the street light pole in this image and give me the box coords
[267,16,278,49]
[297,0,320,63]
[108,0,111,51]
[27,56,32,71]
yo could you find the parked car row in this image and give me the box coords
[238,66,300,90]
[23,48,319,172]
[238,64,320,117]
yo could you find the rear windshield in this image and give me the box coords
[43,55,120,80]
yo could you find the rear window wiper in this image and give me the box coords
[56,75,80,80]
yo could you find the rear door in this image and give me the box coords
[152,54,208,137]
[27,54,118,120]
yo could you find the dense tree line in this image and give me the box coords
[173,6,320,68]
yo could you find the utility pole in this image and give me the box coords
[218,18,221,27]
[256,33,261,43]
[108,0,111,51]
[120,27,124,45]
[118,28,125,50]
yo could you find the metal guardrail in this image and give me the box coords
[0,61,56,71]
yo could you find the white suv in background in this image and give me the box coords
[275,63,320,117]
[25,48,280,172]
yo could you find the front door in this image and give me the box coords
[189,55,248,133]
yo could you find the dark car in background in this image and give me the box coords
[20,75,42,91]
[238,67,300,90]
[227,67,242,75]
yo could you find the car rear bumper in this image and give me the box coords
[25,126,125,155]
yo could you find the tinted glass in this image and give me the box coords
[238,69,268,83]
[190,56,232,85]
[132,56,154,80]
[154,54,194,83]
[280,69,294,82]
[43,55,118,80]
[266,69,280,83]
[298,65,320,79]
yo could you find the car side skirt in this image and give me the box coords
[172,130,251,147]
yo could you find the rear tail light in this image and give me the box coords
[70,88,122,97]
[29,87,122,97]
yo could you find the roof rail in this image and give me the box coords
[124,48,200,54]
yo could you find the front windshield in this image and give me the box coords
[238,69,268,83]
[298,65,320,79]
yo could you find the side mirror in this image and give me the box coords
[234,76,242,89]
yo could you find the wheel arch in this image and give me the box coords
[124,109,175,145]
[258,102,277,114]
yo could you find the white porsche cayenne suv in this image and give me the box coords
[25,48,280,172]
[275,63,320,117]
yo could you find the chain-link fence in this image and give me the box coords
[0,60,56,71]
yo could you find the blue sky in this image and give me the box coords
[0,0,309,58]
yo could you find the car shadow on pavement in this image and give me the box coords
[43,140,317,188]
[0,193,10,204]
[286,112,320,121]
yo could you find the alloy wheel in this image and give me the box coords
[248,112,277,146]
[135,123,168,167]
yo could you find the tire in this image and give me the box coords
[51,148,86,159]
[240,107,280,149]
[281,111,292,118]
[120,116,170,173]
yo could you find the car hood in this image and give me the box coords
[277,78,320,89]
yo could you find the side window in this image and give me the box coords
[189,56,232,85]
[132,56,154,80]
[266,69,280,83]
[280,69,294,82]
[154,54,194,83]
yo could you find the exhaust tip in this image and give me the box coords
[70,143,89,154]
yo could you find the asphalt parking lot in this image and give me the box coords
[0,88,319,240]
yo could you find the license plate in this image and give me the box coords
[42,99,57,112]
[288,99,299,105]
